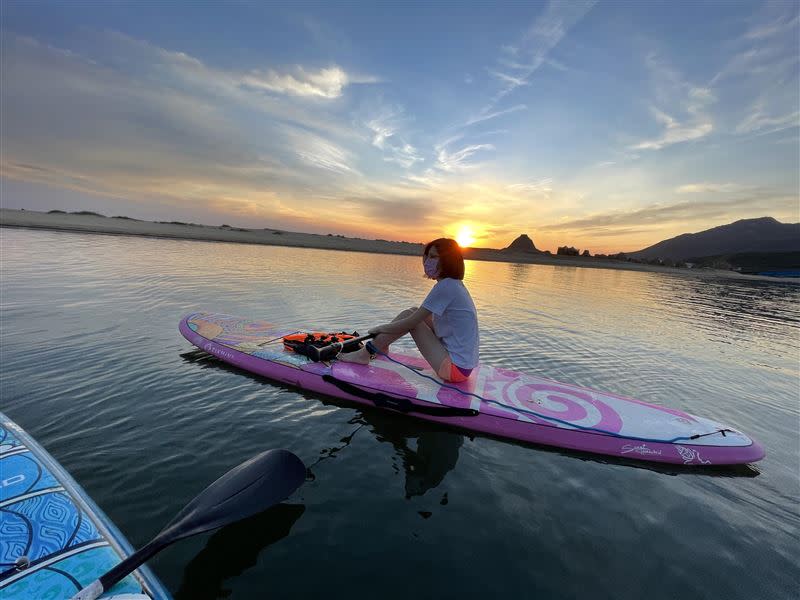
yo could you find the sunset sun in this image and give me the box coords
[455,225,476,248]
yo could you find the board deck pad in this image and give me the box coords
[180,312,764,466]
[0,414,170,599]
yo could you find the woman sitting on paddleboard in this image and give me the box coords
[340,238,479,382]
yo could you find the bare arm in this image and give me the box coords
[370,307,432,336]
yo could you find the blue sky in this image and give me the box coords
[1,0,798,252]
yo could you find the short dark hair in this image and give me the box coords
[424,238,465,280]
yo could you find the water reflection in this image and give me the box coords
[360,412,463,499]
[305,416,365,478]
[175,503,305,600]
[507,261,532,284]
[180,351,464,497]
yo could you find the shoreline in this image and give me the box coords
[1,209,795,282]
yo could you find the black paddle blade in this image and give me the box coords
[159,448,306,544]
[74,449,306,600]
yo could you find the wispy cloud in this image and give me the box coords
[631,55,715,150]
[538,193,798,231]
[425,2,594,183]
[710,45,798,87]
[488,70,529,87]
[743,3,799,40]
[45,31,366,140]
[289,129,360,175]
[0,31,371,221]
[402,166,453,189]
[736,104,799,136]
[449,0,593,176]
[436,144,495,172]
[676,183,751,194]
[464,104,527,126]
[242,66,369,99]
[364,107,423,168]
[385,142,423,168]
[474,0,596,120]
[366,118,394,149]
[705,2,799,142]
[632,110,713,150]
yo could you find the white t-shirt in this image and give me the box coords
[421,278,480,369]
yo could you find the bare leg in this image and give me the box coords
[338,307,417,364]
[409,321,448,373]
[340,309,448,372]
[371,307,418,352]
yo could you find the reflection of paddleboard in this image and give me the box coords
[180,312,765,466]
[0,412,170,599]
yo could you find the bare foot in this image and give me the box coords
[337,346,371,365]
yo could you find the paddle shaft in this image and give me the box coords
[71,537,163,599]
[70,448,307,600]
[310,333,375,362]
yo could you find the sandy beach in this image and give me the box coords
[0,208,792,282]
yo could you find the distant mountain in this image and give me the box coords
[503,234,540,253]
[629,217,800,261]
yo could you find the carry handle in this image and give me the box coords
[309,333,376,362]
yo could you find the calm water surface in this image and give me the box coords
[1,227,799,599]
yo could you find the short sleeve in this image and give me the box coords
[421,281,453,316]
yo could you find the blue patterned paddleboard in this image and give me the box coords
[0,412,170,599]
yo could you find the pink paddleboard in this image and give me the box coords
[180,312,764,466]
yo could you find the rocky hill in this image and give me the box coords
[629,217,800,261]
[503,234,540,253]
